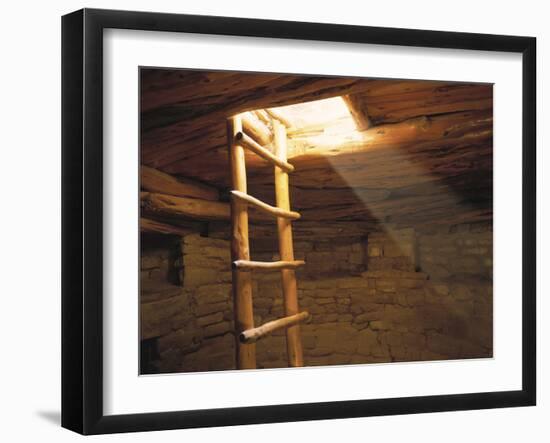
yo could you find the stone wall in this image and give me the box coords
[416,223,493,358]
[140,222,493,373]
[140,235,191,374]
[140,233,235,373]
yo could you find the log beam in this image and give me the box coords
[141,191,277,223]
[141,192,229,221]
[139,217,195,236]
[287,110,493,160]
[141,165,219,201]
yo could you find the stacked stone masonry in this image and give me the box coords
[140,222,493,373]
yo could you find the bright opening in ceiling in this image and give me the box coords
[261,97,364,155]
[269,96,354,128]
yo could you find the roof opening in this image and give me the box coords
[254,96,364,157]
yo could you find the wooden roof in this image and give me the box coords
[140,68,492,228]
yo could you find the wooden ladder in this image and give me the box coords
[228,114,308,369]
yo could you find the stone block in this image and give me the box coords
[349,252,365,265]
[316,297,335,305]
[183,233,228,249]
[368,246,381,257]
[463,247,489,255]
[376,279,397,292]
[352,313,369,325]
[140,294,189,340]
[425,264,451,279]
[194,284,231,305]
[336,296,351,305]
[254,297,274,309]
[384,304,420,328]
[311,324,358,354]
[432,284,450,296]
[426,332,463,356]
[306,251,333,263]
[203,321,233,338]
[336,304,350,314]
[195,301,230,317]
[401,332,426,349]
[313,313,339,323]
[184,267,221,288]
[196,311,224,327]
[301,334,317,350]
[362,270,427,280]
[406,291,426,306]
[309,347,333,357]
[356,328,379,356]
[337,277,369,289]
[373,292,395,303]
[453,285,473,301]
[398,278,424,289]
[369,320,391,331]
[371,343,391,359]
[383,243,407,258]
[382,331,402,347]
[294,241,314,252]
[397,293,408,306]
[141,255,162,270]
[306,304,325,315]
[158,329,200,354]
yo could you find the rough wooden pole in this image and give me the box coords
[233,260,305,270]
[241,112,272,147]
[228,115,256,369]
[234,132,294,173]
[239,311,310,344]
[230,190,301,220]
[273,120,304,367]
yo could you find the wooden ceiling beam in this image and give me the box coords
[140,71,281,113]
[140,165,220,201]
[141,192,229,221]
[288,110,492,160]
[342,94,372,131]
[353,82,493,125]
[141,192,275,223]
[140,217,196,236]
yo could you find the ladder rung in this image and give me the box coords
[233,259,305,270]
[234,131,294,173]
[239,311,310,344]
[231,190,300,220]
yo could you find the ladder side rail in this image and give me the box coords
[228,115,256,370]
[273,120,305,367]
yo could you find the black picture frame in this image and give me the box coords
[62,8,537,435]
